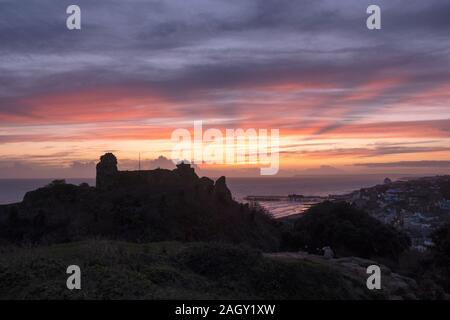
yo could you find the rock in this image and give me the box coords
[214,176,233,203]
[322,246,334,259]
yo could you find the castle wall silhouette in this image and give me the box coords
[95,153,232,201]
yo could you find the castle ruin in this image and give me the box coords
[95,153,232,202]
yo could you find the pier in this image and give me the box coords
[244,195,328,202]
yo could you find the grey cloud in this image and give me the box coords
[1,0,450,124]
[0,160,95,179]
[147,155,176,170]
[354,161,450,168]
[282,145,450,158]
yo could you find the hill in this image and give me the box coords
[281,201,411,261]
[0,240,392,300]
[0,154,280,251]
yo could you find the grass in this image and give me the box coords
[0,240,383,300]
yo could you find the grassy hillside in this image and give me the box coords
[282,201,411,261]
[0,240,383,300]
[0,181,281,251]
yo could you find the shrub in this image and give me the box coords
[282,201,411,261]
[430,224,450,292]
[46,179,66,188]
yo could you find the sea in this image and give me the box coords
[0,175,406,219]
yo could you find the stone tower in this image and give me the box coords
[175,161,196,179]
[96,153,118,190]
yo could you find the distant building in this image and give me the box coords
[288,194,304,201]
[384,188,402,202]
[438,200,450,211]
[414,245,427,253]
[96,153,199,190]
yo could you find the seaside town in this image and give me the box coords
[246,175,450,251]
[346,176,450,251]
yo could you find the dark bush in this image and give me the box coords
[282,201,411,261]
[430,224,450,292]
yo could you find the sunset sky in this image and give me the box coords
[1,0,450,178]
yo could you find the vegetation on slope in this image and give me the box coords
[281,201,411,261]
[0,180,280,251]
[430,224,450,292]
[0,240,383,300]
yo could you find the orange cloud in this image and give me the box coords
[343,77,406,102]
[1,87,179,125]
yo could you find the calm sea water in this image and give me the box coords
[226,175,400,218]
[0,175,403,218]
[226,175,393,199]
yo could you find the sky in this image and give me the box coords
[0,0,450,178]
